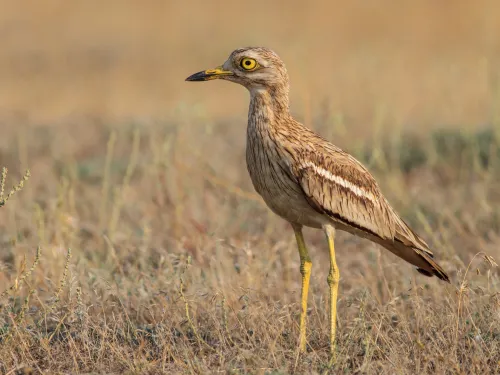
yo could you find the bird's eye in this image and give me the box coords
[240,58,258,71]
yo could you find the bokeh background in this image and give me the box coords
[2,0,500,127]
[1,1,500,374]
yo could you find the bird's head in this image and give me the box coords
[185,47,289,94]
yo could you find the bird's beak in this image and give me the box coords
[185,66,233,81]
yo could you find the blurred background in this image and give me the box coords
[1,0,500,128]
[1,2,500,373]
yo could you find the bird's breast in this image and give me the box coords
[245,126,327,228]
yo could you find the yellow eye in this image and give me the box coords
[240,58,258,71]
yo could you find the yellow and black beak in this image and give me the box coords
[185,66,233,81]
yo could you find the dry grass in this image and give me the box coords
[1,2,500,374]
[1,118,499,374]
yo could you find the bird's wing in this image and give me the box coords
[290,146,433,255]
[289,146,450,281]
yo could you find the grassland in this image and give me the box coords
[1,1,500,374]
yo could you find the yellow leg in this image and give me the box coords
[292,224,312,353]
[324,224,339,359]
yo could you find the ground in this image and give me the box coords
[0,119,499,374]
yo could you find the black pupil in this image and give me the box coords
[245,60,251,66]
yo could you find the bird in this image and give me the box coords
[185,47,450,357]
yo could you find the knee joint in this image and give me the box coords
[300,260,312,276]
[327,270,339,286]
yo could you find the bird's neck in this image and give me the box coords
[248,87,290,132]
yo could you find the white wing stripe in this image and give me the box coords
[303,161,377,203]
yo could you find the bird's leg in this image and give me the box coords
[292,224,312,353]
[324,224,339,359]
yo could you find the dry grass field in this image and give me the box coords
[1,1,500,374]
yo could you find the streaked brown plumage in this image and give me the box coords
[186,47,449,357]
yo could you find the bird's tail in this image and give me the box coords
[377,237,450,282]
[374,213,450,282]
